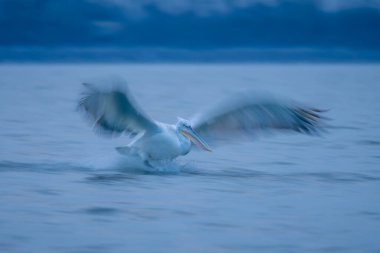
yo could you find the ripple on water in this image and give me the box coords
[86,173,138,183]
[33,188,61,196]
[0,161,93,173]
[285,172,380,183]
[83,207,120,216]
[357,211,380,220]
[356,140,380,146]
[200,221,240,229]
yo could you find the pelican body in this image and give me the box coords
[115,120,210,166]
[78,79,326,167]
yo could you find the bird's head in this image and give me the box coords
[176,117,212,152]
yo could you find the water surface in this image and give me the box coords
[0,64,380,253]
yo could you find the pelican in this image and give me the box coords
[78,79,326,167]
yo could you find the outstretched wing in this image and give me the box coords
[78,81,160,137]
[191,93,326,145]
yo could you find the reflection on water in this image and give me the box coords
[1,64,380,253]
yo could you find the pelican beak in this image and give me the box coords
[181,128,212,152]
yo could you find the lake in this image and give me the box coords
[0,63,380,253]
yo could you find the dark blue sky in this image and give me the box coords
[1,0,380,61]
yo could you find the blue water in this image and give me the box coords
[0,64,380,253]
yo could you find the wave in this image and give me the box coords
[1,159,379,184]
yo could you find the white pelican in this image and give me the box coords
[78,79,325,167]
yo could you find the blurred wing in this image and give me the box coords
[191,93,326,145]
[78,82,160,137]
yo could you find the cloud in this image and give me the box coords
[101,0,380,17]
[317,0,380,11]
[102,0,276,16]
[0,0,379,50]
